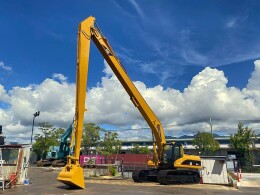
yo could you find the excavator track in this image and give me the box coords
[132,170,147,182]
[157,170,200,185]
[132,169,158,182]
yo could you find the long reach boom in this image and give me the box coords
[57,16,201,189]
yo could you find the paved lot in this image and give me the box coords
[0,167,259,195]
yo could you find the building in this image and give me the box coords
[0,144,31,186]
[120,136,260,165]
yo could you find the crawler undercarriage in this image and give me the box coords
[132,169,200,185]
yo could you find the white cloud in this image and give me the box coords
[225,16,248,29]
[113,0,145,19]
[0,84,9,103]
[86,60,260,139]
[247,60,260,90]
[0,61,12,72]
[103,60,114,77]
[226,17,239,28]
[0,77,75,143]
[52,73,67,82]
[128,0,145,19]
[1,60,260,143]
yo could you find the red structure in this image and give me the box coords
[80,154,153,168]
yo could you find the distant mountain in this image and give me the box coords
[165,135,177,139]
[213,133,222,138]
[165,133,235,140]
[178,135,194,139]
[177,133,224,139]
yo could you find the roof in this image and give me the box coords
[200,156,227,160]
[0,144,31,149]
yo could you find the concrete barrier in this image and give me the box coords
[240,173,260,187]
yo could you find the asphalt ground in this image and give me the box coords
[0,167,259,195]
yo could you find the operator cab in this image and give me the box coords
[160,143,183,169]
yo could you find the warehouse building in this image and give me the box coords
[120,136,260,165]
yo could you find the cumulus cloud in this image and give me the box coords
[247,60,260,90]
[1,61,260,143]
[0,75,75,143]
[0,84,9,103]
[86,60,260,139]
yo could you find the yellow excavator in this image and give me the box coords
[57,16,201,189]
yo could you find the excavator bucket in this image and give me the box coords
[57,164,85,189]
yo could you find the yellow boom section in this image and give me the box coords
[57,17,92,189]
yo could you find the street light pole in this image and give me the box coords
[31,111,40,145]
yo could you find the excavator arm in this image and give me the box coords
[89,17,166,162]
[57,16,167,189]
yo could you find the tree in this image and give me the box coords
[52,127,65,145]
[97,131,122,156]
[192,131,220,156]
[230,123,257,168]
[33,122,55,160]
[131,144,151,154]
[32,122,65,160]
[81,123,101,154]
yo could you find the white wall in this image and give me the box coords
[201,158,228,184]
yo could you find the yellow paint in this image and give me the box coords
[57,163,85,189]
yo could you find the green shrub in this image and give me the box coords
[108,165,117,176]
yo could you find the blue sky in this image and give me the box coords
[1,0,259,91]
[1,0,260,142]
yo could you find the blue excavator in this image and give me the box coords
[37,124,73,167]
